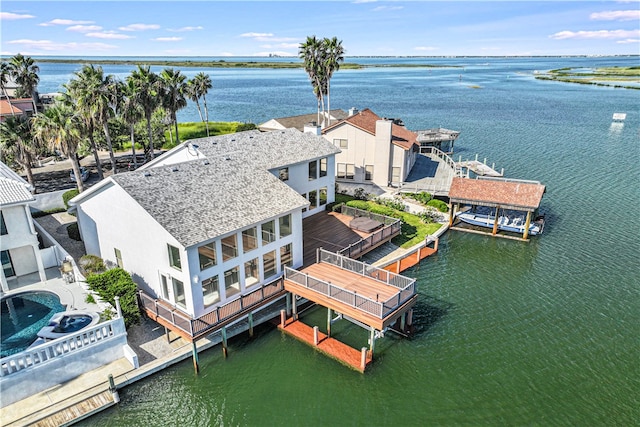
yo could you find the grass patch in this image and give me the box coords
[163,121,258,148]
[31,207,66,218]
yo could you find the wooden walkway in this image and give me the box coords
[456,160,503,177]
[30,391,115,427]
[278,318,372,372]
[303,212,371,266]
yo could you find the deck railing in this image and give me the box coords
[338,205,402,259]
[138,277,285,338]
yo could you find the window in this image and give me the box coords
[242,227,258,253]
[319,187,327,206]
[172,277,186,309]
[334,138,348,149]
[0,212,7,235]
[1,250,15,278]
[198,242,217,270]
[346,164,355,180]
[245,258,259,287]
[202,276,220,307]
[301,193,307,213]
[168,244,181,270]
[160,275,170,300]
[280,244,292,269]
[263,250,277,278]
[337,163,355,180]
[224,266,241,298]
[262,220,276,245]
[365,165,374,181]
[279,214,292,238]
[309,190,317,210]
[278,167,289,181]
[221,234,237,261]
[391,167,401,183]
[308,160,317,181]
[320,157,327,177]
[114,248,123,268]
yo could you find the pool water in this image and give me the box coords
[53,315,93,333]
[0,291,65,358]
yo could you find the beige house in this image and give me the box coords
[322,108,419,189]
[259,109,349,133]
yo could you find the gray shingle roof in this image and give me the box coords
[110,129,339,248]
[0,161,34,206]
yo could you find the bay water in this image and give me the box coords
[36,56,639,426]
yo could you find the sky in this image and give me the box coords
[1,1,639,57]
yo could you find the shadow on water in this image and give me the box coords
[407,295,453,340]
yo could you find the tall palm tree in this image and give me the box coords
[118,79,144,167]
[0,115,38,189]
[32,102,84,192]
[0,61,16,115]
[193,72,213,136]
[299,36,325,126]
[323,37,344,127]
[8,54,40,111]
[185,79,204,123]
[159,68,187,145]
[127,65,160,159]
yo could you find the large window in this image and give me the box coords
[308,160,317,181]
[221,234,237,261]
[1,250,15,278]
[278,167,289,181]
[262,220,276,245]
[337,163,355,180]
[0,212,7,235]
[280,244,292,269]
[263,250,277,278]
[245,258,259,287]
[279,214,291,238]
[391,167,401,183]
[198,242,217,270]
[334,138,348,149]
[242,227,258,253]
[168,244,181,270]
[172,277,186,309]
[202,276,220,307]
[319,187,327,206]
[346,164,355,180]
[365,165,374,181]
[160,275,170,300]
[320,157,327,177]
[224,266,241,298]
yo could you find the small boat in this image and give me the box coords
[456,211,543,235]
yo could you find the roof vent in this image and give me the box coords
[172,166,179,172]
[203,159,210,165]
[225,156,231,161]
[143,171,151,177]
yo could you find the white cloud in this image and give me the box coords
[241,32,274,38]
[550,29,640,40]
[39,18,94,26]
[1,12,35,20]
[86,32,133,40]
[353,0,377,3]
[67,25,102,33]
[617,38,640,44]
[372,5,403,12]
[167,26,203,32]
[414,46,438,52]
[6,39,116,52]
[119,23,160,32]
[590,10,640,21]
[241,32,296,42]
[153,37,183,42]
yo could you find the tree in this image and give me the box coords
[192,72,213,136]
[32,102,85,192]
[159,68,187,145]
[0,115,38,189]
[8,54,40,111]
[299,36,325,126]
[0,62,16,114]
[323,37,345,127]
[127,65,160,159]
[118,79,144,167]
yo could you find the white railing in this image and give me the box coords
[421,146,463,177]
[0,318,125,377]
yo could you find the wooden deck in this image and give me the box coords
[31,390,115,427]
[278,317,372,372]
[303,212,372,266]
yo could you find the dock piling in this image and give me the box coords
[221,327,228,358]
[191,341,200,374]
[248,312,254,338]
[314,326,319,345]
[108,374,120,404]
[360,348,368,371]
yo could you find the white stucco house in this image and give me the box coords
[70,129,339,320]
[0,161,46,291]
[321,108,420,190]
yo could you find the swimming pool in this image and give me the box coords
[0,291,65,358]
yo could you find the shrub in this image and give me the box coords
[405,192,432,205]
[67,222,82,241]
[79,254,106,277]
[85,294,96,304]
[62,189,79,209]
[353,188,368,200]
[374,197,406,212]
[86,268,140,328]
[427,199,449,212]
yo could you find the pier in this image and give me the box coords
[456,154,504,177]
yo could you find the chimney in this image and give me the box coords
[304,122,321,136]
[349,107,359,116]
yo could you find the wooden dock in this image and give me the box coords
[30,391,116,427]
[278,318,372,372]
[456,159,503,177]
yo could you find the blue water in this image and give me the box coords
[32,56,639,425]
[0,291,65,358]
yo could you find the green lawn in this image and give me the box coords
[163,122,257,148]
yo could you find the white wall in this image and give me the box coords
[1,205,37,250]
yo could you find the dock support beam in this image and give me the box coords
[248,312,254,338]
[313,326,319,345]
[280,309,286,327]
[492,206,500,235]
[523,211,532,240]
[407,309,414,327]
[360,347,368,371]
[369,327,376,360]
[221,327,228,358]
[192,341,200,374]
[165,326,171,344]
[327,308,332,337]
[292,293,298,320]
[286,293,291,316]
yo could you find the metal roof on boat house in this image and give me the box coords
[449,177,546,211]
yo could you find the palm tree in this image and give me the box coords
[8,54,40,111]
[32,102,84,192]
[0,61,16,115]
[185,79,204,123]
[299,36,325,126]
[193,72,213,136]
[323,37,344,127]
[0,115,38,189]
[118,79,144,167]
[159,68,187,145]
[127,65,160,159]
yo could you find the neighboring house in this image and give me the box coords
[0,98,36,123]
[70,128,339,319]
[259,109,350,132]
[0,161,46,291]
[322,108,420,189]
